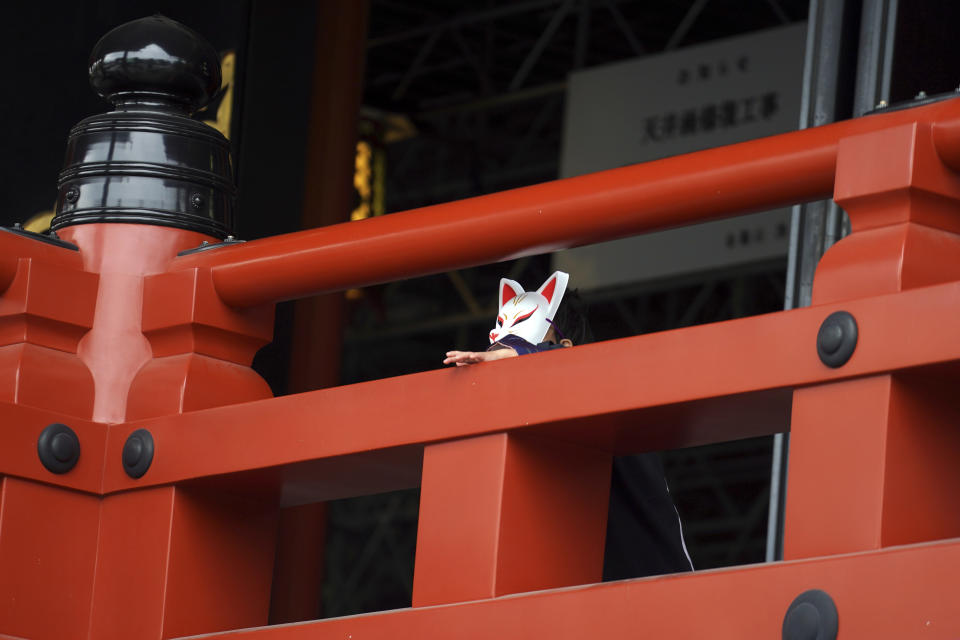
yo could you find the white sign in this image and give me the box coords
[554,23,806,289]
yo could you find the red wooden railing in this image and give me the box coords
[1,96,960,639]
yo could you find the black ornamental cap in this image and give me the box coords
[89,14,221,113]
[51,15,235,238]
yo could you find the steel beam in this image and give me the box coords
[368,0,564,48]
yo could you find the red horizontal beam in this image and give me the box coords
[180,538,960,639]
[173,98,960,308]
[6,282,959,497]
[98,281,960,496]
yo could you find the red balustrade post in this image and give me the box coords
[783,122,960,559]
[0,477,102,638]
[269,503,328,623]
[0,226,282,640]
[0,232,102,638]
[74,231,279,640]
[86,484,279,640]
[413,432,611,606]
[0,15,284,639]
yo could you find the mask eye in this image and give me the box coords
[497,316,504,327]
[511,307,537,326]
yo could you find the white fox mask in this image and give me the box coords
[489,271,569,345]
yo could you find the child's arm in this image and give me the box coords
[443,346,517,366]
[444,335,567,366]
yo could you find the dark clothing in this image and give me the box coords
[490,333,566,355]
[603,454,693,579]
[493,334,694,579]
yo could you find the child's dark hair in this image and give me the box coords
[552,288,593,345]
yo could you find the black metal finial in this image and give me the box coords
[89,14,221,114]
[51,15,235,239]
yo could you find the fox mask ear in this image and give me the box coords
[536,271,569,320]
[500,278,524,307]
[538,275,558,303]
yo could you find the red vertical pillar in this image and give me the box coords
[0,239,100,639]
[784,122,960,559]
[413,433,611,606]
[0,478,101,639]
[270,0,370,623]
[86,485,278,640]
[2,14,286,639]
[269,503,328,622]
[288,0,370,394]
[4,225,281,640]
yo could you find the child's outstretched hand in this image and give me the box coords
[443,347,517,366]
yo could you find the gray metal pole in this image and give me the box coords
[766,0,865,562]
[854,0,899,117]
[767,0,899,563]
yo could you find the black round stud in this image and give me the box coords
[122,429,155,479]
[782,589,838,640]
[817,311,858,368]
[37,423,80,474]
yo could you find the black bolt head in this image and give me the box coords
[122,429,155,479]
[123,437,143,467]
[818,324,843,354]
[817,311,857,368]
[51,433,76,462]
[38,423,80,474]
[783,603,821,640]
[782,589,838,640]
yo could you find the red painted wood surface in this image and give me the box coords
[0,225,282,638]
[413,433,611,605]
[0,250,98,419]
[181,539,960,639]
[86,486,278,640]
[786,372,960,559]
[269,503,328,623]
[784,120,960,560]
[0,478,100,639]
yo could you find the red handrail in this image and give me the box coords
[174,98,960,308]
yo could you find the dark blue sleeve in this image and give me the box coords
[489,334,563,355]
[535,341,567,351]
